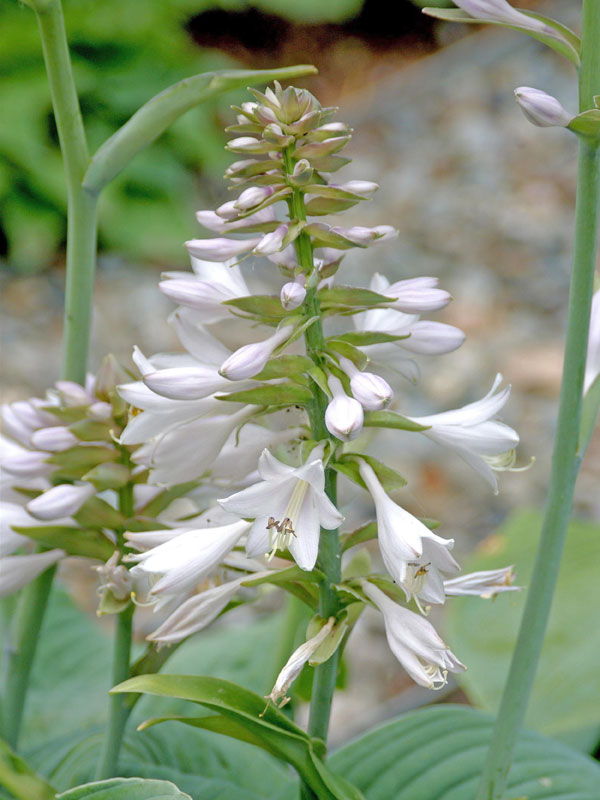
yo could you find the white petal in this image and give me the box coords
[0,549,65,597]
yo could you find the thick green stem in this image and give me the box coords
[283,148,343,760]
[95,603,134,779]
[2,0,97,752]
[2,563,57,748]
[476,6,600,797]
[35,0,97,383]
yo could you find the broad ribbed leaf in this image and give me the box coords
[56,777,191,799]
[0,740,55,800]
[327,705,600,799]
[448,511,600,750]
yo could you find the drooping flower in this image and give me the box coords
[361,580,466,689]
[267,617,336,706]
[358,461,459,606]
[444,566,520,598]
[405,374,520,492]
[452,0,553,34]
[219,447,344,570]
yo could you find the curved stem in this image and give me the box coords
[476,4,600,797]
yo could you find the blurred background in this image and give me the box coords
[2,0,598,751]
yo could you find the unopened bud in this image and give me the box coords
[514,87,574,128]
[27,482,95,521]
[254,225,288,256]
[30,426,79,452]
[234,186,274,212]
[219,325,294,381]
[350,372,393,411]
[325,376,364,441]
[185,237,261,262]
[280,279,306,311]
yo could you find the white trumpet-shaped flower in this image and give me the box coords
[584,289,600,395]
[219,447,344,570]
[358,461,458,605]
[405,374,520,492]
[325,376,364,440]
[361,580,466,689]
[444,566,520,598]
[267,617,335,706]
[127,520,251,606]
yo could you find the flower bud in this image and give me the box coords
[295,136,351,161]
[219,325,294,381]
[185,237,261,262]
[350,372,393,411]
[288,159,314,186]
[254,225,288,256]
[234,186,274,212]
[454,1,551,31]
[2,450,54,478]
[27,482,95,521]
[338,180,379,197]
[514,87,574,128]
[280,279,306,311]
[30,426,79,452]
[226,137,272,155]
[308,122,351,141]
[325,376,364,441]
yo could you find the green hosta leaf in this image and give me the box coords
[69,419,114,443]
[448,510,600,749]
[334,331,409,346]
[569,109,600,138]
[363,410,429,431]
[332,454,407,493]
[224,295,287,321]
[48,446,118,480]
[327,705,600,799]
[73,497,126,531]
[318,286,393,309]
[56,777,191,799]
[82,462,131,491]
[113,675,364,800]
[580,374,600,456]
[421,8,580,67]
[0,740,55,800]
[216,383,313,406]
[11,525,114,561]
[326,339,369,369]
[254,355,314,381]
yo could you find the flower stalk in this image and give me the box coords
[476,3,600,797]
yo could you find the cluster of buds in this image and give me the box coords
[0,357,203,611]
[114,83,526,695]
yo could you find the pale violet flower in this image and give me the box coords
[325,375,364,441]
[444,566,520,598]
[127,520,251,606]
[358,461,458,607]
[406,374,520,492]
[338,357,393,411]
[143,364,233,402]
[453,0,552,33]
[254,224,289,256]
[219,325,294,381]
[0,549,65,598]
[514,87,574,128]
[280,279,306,311]
[185,236,262,263]
[382,277,451,314]
[219,447,344,570]
[267,617,335,707]
[584,289,600,395]
[29,425,79,452]
[26,482,95,521]
[361,580,466,689]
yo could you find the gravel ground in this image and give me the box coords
[2,3,598,744]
